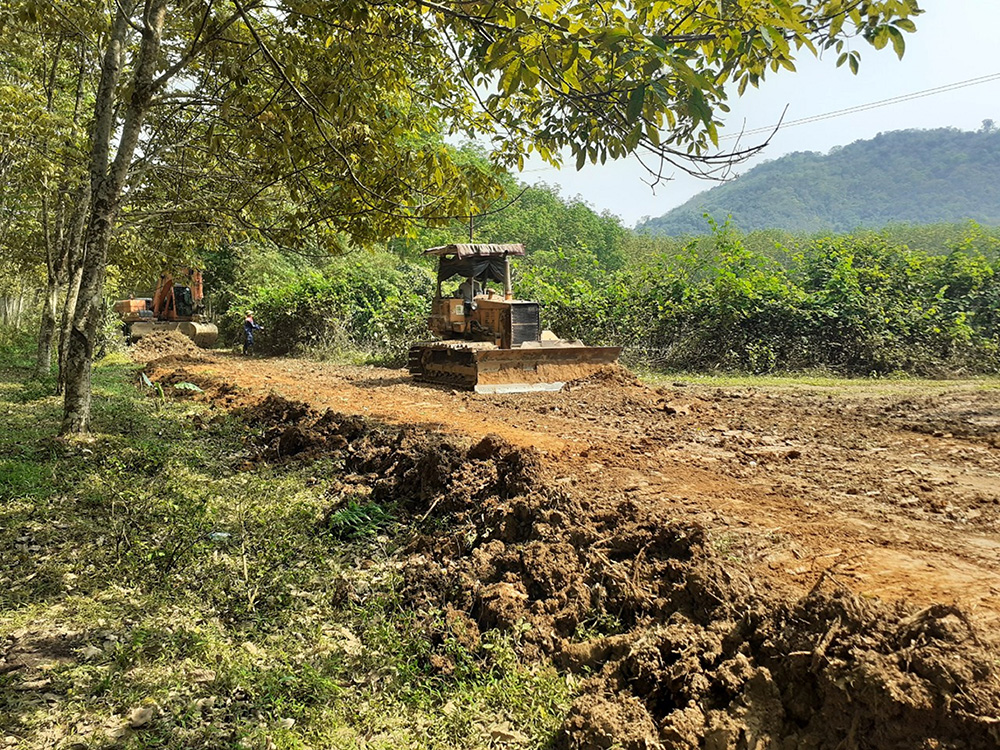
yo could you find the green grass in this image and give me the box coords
[640,368,1000,393]
[0,338,573,749]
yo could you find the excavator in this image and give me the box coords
[114,268,218,347]
[407,243,621,393]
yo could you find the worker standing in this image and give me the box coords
[243,311,263,355]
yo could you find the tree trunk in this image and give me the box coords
[62,0,168,433]
[34,186,72,380]
[58,261,85,395]
[33,281,59,379]
[57,187,90,395]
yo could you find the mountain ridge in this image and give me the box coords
[638,127,1000,235]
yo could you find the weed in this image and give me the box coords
[571,611,625,642]
[326,499,394,540]
[0,346,573,748]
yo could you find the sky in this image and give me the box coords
[518,0,1000,227]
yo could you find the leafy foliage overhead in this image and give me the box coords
[2,0,923,250]
[438,0,922,179]
[639,127,1000,236]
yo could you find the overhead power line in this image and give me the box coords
[722,72,1000,141]
[518,71,1000,176]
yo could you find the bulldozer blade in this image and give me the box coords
[472,346,622,392]
[409,342,622,392]
[473,382,566,394]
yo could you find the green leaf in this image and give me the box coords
[521,66,540,90]
[829,13,845,38]
[872,27,889,51]
[760,26,777,50]
[627,85,645,123]
[687,88,712,126]
[887,26,905,59]
[624,123,642,151]
[601,29,630,47]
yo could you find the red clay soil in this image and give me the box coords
[142,342,1000,748]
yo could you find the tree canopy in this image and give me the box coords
[0,0,923,432]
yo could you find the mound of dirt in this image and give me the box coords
[149,366,250,408]
[564,363,643,390]
[130,330,207,363]
[238,395,540,509]
[143,359,1000,749]
[227,391,1000,750]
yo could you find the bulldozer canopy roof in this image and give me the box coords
[436,255,507,283]
[423,243,525,259]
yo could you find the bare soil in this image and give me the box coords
[128,329,206,363]
[142,341,1000,748]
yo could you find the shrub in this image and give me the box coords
[228,251,434,366]
[523,222,1000,375]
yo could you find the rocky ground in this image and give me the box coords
[142,336,1000,748]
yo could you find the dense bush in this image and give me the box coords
[226,251,434,365]
[218,216,1000,376]
[522,222,1000,375]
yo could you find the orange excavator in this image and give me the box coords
[114,268,218,347]
[407,243,620,393]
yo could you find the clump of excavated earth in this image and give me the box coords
[148,357,1000,749]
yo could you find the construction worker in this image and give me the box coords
[243,311,263,355]
[458,277,481,302]
[459,277,482,317]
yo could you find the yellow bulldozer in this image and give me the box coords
[114,268,218,347]
[407,243,620,393]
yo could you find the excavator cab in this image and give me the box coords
[408,244,621,393]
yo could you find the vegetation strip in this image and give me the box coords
[0,352,569,749]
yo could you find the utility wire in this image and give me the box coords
[517,71,1000,176]
[721,72,1000,140]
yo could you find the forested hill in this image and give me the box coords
[638,127,1000,235]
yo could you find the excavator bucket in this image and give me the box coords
[130,321,219,348]
[408,343,622,393]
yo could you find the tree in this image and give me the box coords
[3,0,922,432]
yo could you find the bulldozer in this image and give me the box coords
[114,268,218,347]
[407,243,621,393]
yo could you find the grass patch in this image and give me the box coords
[0,340,573,749]
[326,499,395,541]
[641,369,1000,394]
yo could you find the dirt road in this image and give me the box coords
[149,352,1000,625]
[139,335,1000,747]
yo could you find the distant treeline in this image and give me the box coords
[6,176,998,376]
[225,189,1000,375]
[525,220,1000,375]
